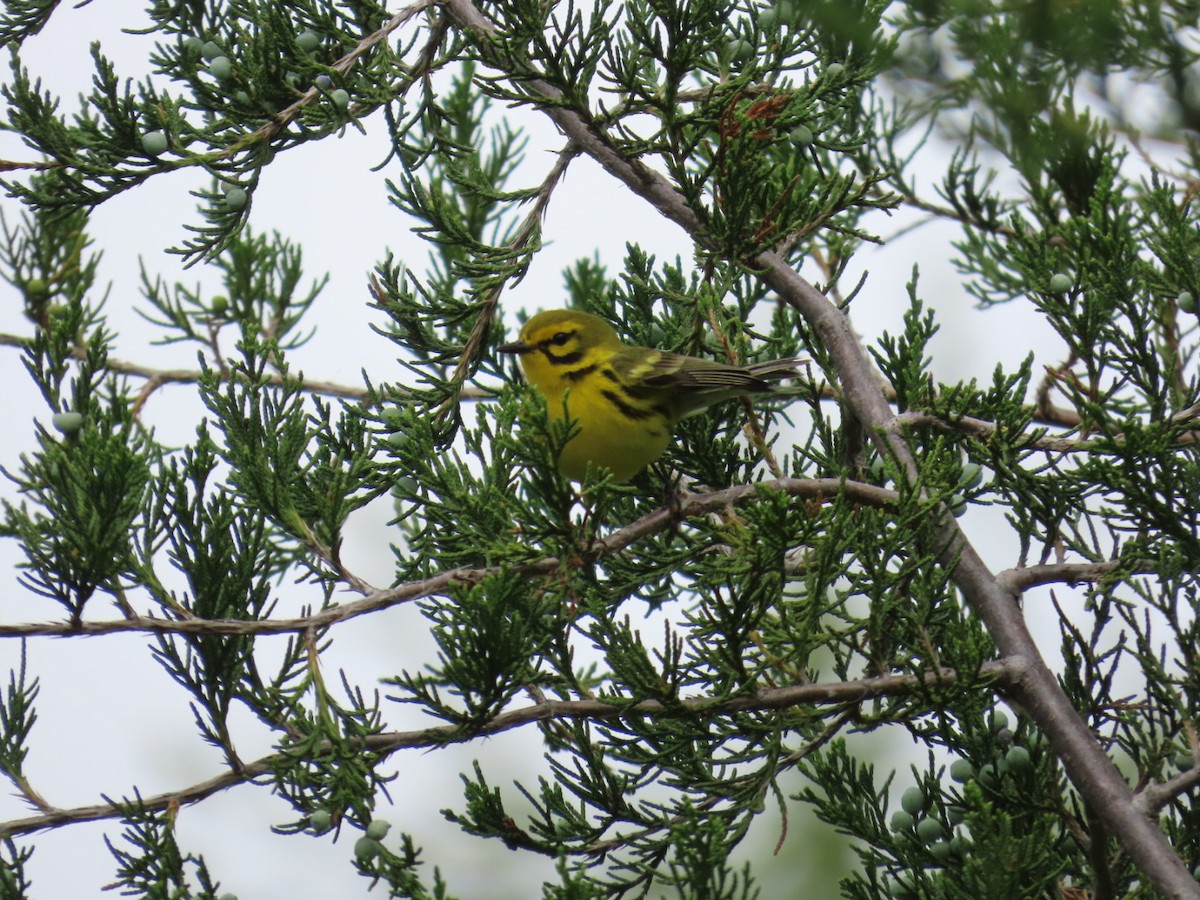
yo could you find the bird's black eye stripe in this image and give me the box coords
[542,348,585,366]
[536,329,580,363]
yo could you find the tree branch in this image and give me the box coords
[1132,766,1200,817]
[759,203,1200,900]
[996,561,1131,594]
[0,332,371,400]
[0,477,896,639]
[4,337,1142,432]
[0,658,1024,838]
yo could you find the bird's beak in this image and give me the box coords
[497,339,531,355]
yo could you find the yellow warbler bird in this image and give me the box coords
[497,309,804,482]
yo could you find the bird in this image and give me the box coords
[497,309,804,482]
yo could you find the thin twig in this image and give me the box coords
[212,0,438,162]
[433,140,580,423]
[0,331,492,404]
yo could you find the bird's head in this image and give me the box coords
[497,310,621,374]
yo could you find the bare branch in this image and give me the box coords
[892,410,1090,453]
[1133,767,1200,817]
[0,331,490,404]
[997,562,1128,594]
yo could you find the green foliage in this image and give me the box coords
[1,0,1200,897]
[4,358,152,618]
[0,646,37,787]
[105,800,226,899]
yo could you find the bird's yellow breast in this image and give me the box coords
[519,351,671,482]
